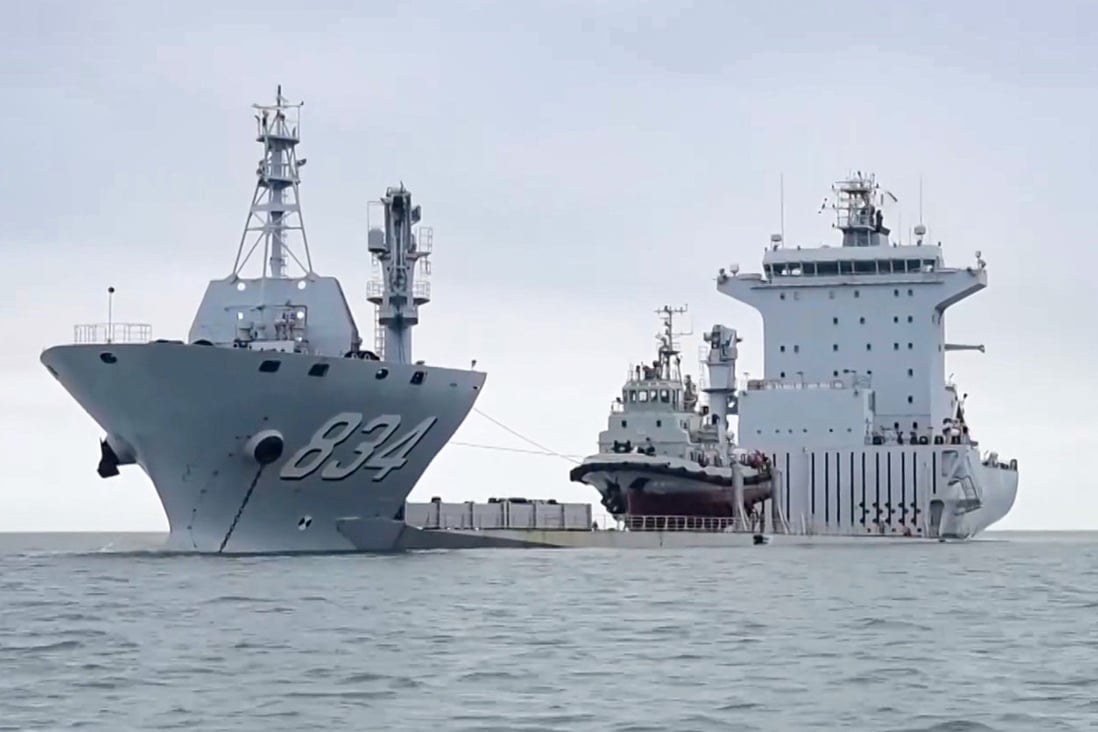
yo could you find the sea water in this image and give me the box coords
[1,531,1095,731]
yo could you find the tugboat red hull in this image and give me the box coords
[569,454,774,522]
[624,485,771,517]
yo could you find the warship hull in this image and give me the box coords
[41,341,485,553]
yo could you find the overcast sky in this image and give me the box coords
[2,0,1095,531]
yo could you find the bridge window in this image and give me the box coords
[629,390,637,402]
[660,389,670,403]
[638,391,649,402]
[894,289,899,297]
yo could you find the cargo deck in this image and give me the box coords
[400,498,944,548]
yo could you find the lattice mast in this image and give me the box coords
[366,185,432,363]
[231,85,313,278]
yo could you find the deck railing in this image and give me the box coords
[73,323,153,345]
[616,515,758,533]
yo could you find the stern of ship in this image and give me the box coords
[928,446,1018,540]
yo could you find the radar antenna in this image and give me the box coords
[231,85,312,278]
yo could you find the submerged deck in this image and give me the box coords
[402,499,945,548]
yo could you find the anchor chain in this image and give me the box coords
[218,466,266,554]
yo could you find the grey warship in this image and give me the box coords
[40,87,487,553]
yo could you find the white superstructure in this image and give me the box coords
[717,173,1018,539]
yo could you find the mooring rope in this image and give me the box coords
[450,440,582,459]
[471,407,581,465]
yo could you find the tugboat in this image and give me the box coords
[569,306,776,532]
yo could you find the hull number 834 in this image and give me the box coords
[278,412,439,482]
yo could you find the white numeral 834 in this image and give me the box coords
[278,412,438,482]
